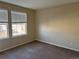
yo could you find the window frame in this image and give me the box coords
[10,10,27,37]
[0,8,9,39]
[0,8,28,39]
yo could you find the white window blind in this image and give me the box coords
[0,9,8,22]
[11,11,27,22]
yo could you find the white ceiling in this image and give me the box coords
[1,0,79,9]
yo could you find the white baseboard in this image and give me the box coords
[1,39,79,53]
[0,40,34,53]
[38,40,79,52]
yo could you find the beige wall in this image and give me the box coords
[0,2,36,51]
[36,3,79,51]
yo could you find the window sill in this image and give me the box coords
[11,34,27,39]
[0,37,9,40]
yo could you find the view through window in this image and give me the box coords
[12,23,27,36]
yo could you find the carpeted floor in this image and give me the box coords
[0,41,79,59]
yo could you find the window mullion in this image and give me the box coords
[8,10,12,38]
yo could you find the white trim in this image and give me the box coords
[0,40,34,52]
[38,40,79,52]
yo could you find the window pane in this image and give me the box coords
[12,23,27,36]
[0,23,8,39]
[11,11,27,22]
[0,9,8,22]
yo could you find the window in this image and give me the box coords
[11,11,27,36]
[0,9,9,39]
[0,8,27,39]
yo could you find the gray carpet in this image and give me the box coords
[0,41,79,59]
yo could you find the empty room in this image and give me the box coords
[0,0,79,59]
